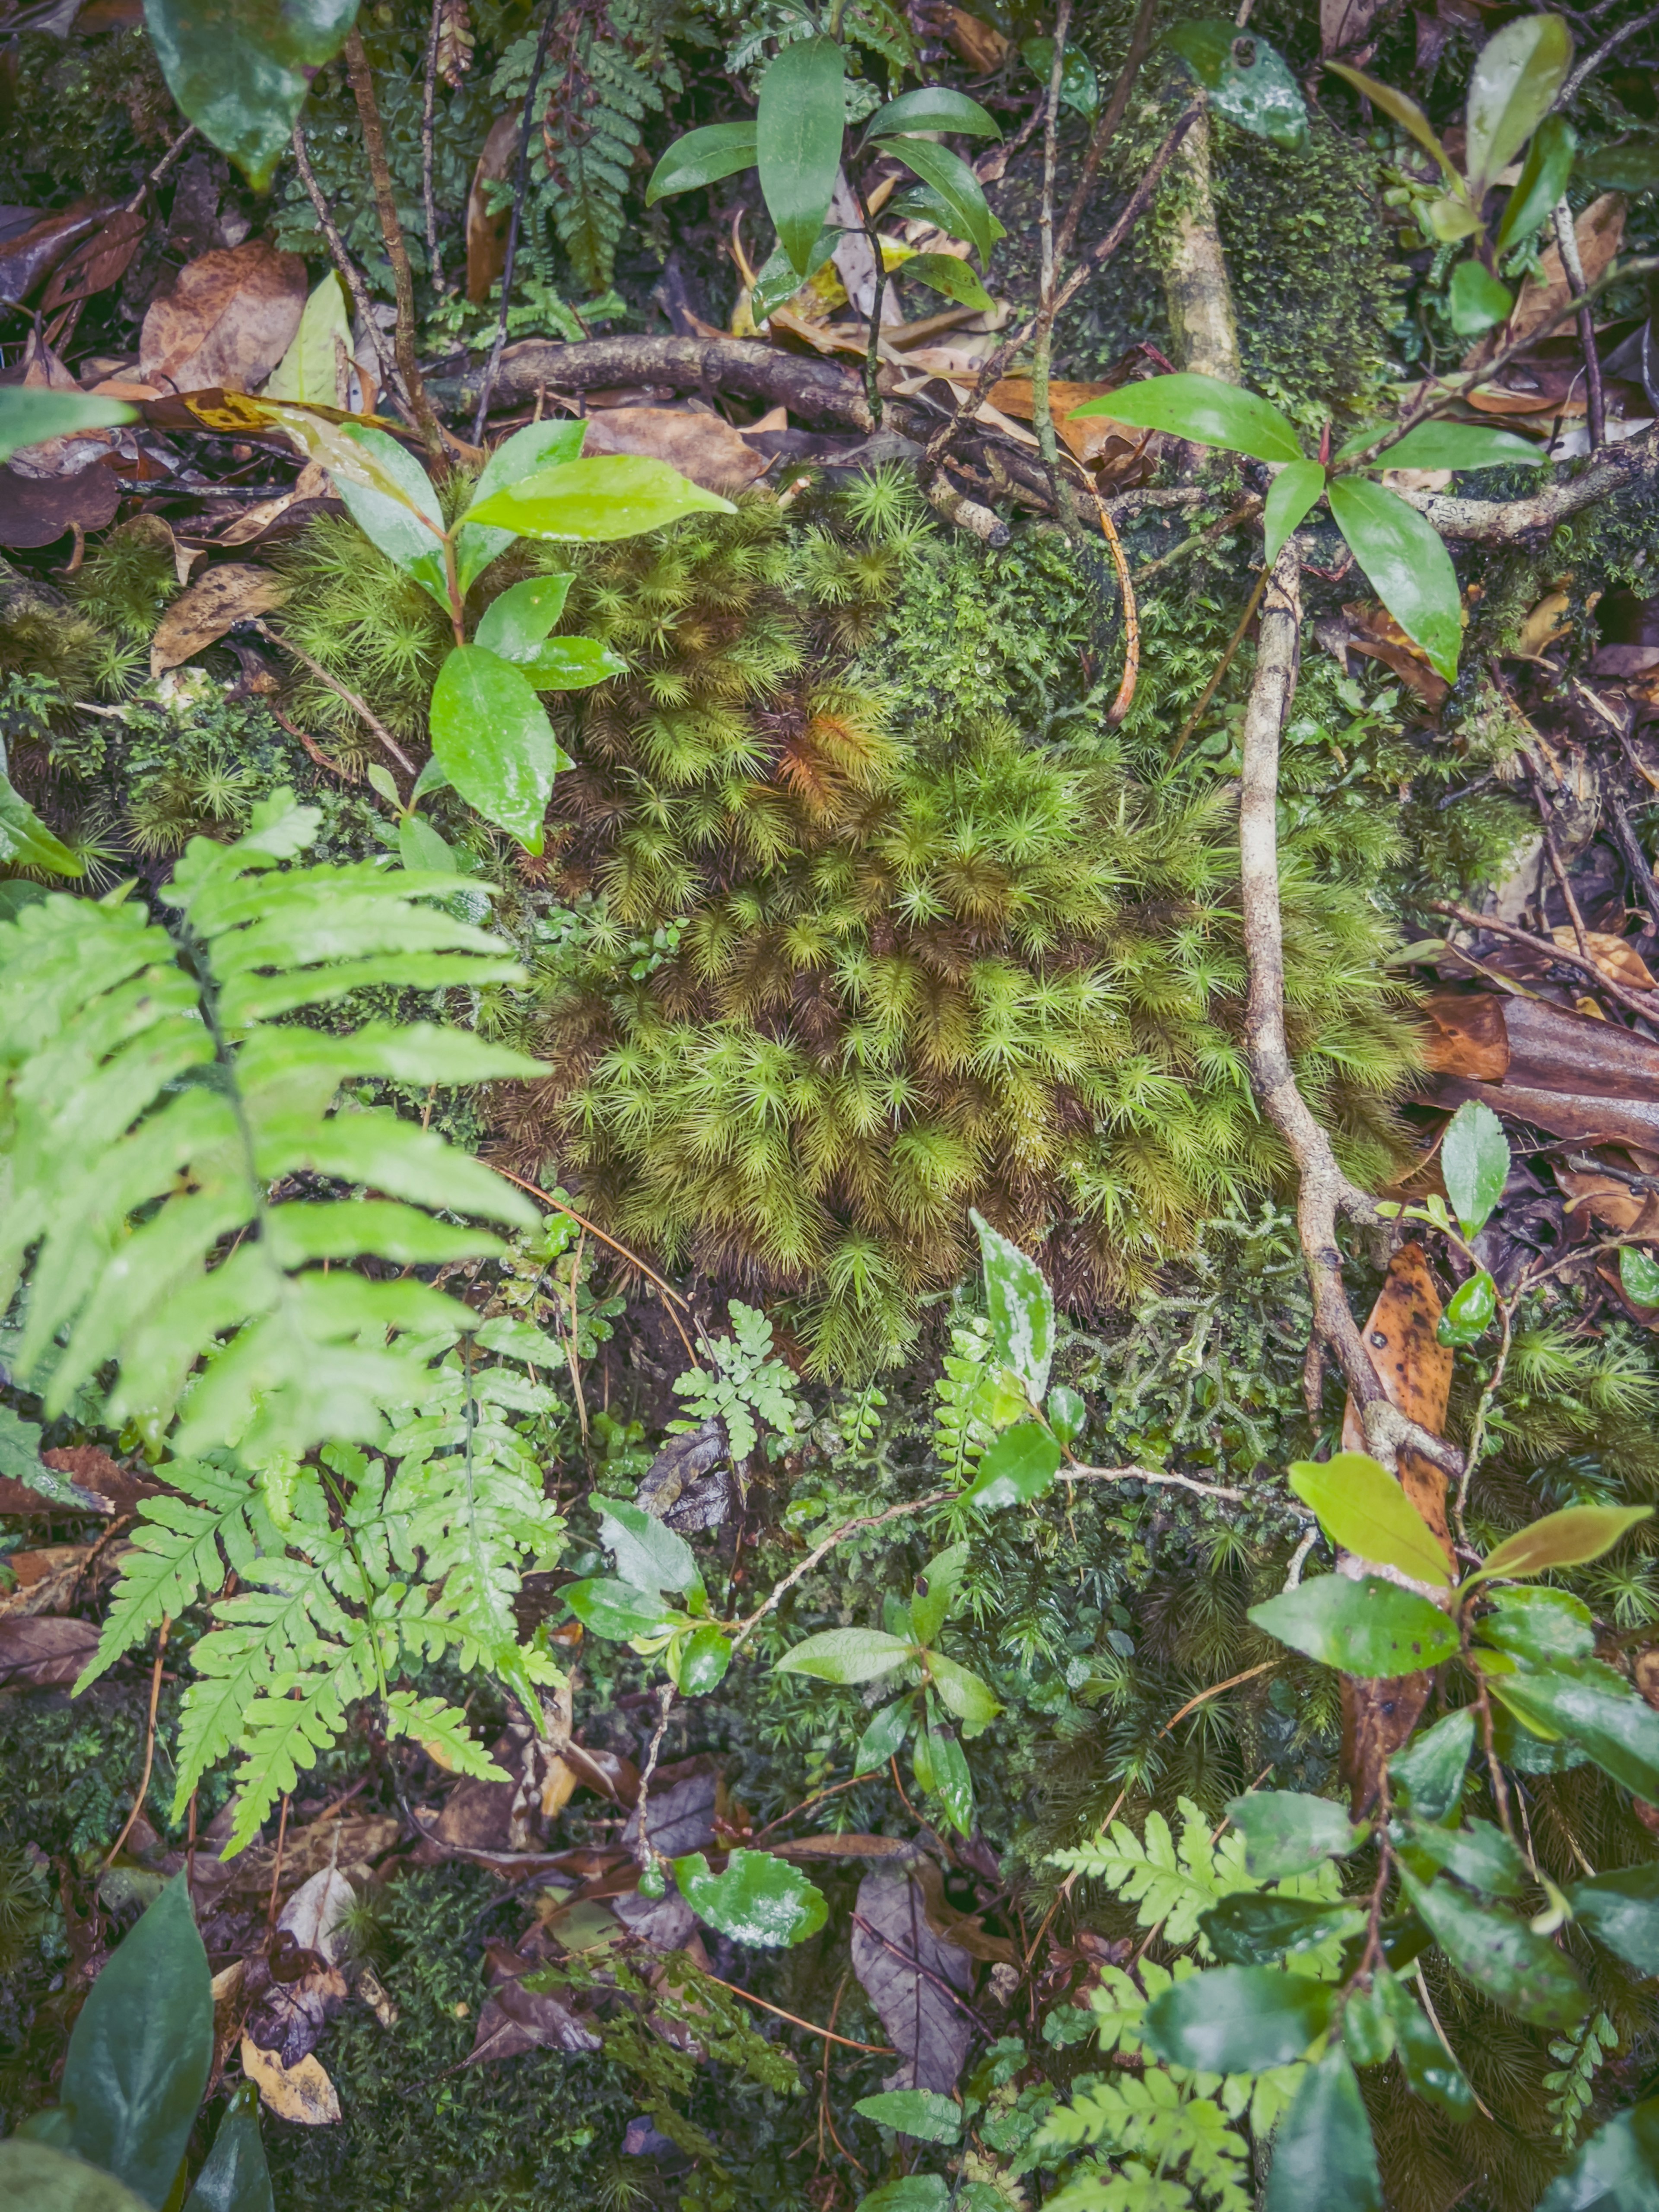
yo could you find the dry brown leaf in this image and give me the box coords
[943,6,1009,70]
[0,462,121,548]
[851,1869,975,2093]
[243,1865,353,2067]
[1557,1169,1659,1236]
[6,1546,92,1590]
[1508,194,1626,344]
[1515,589,1572,659]
[212,461,330,547]
[1341,1241,1456,1565]
[1550,927,1657,991]
[579,406,768,493]
[771,1832,916,1859]
[0,198,114,308]
[987,377,1159,475]
[1338,600,1451,709]
[464,1945,602,2065]
[1419,989,1510,1082]
[466,112,519,305]
[240,2037,341,2126]
[40,203,148,313]
[140,240,308,395]
[561,1742,639,1805]
[39,1444,159,1516]
[149,562,288,678]
[0,1616,99,1688]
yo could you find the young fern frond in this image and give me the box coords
[0,788,543,1464]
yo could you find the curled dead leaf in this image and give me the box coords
[0,1615,99,1686]
[149,563,287,678]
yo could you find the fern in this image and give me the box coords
[1544,2009,1619,2147]
[671,1299,806,1463]
[934,1315,996,1485]
[0,789,542,1465]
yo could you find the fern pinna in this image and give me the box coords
[0,793,570,1846]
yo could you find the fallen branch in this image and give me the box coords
[1426,895,1659,1025]
[430,334,877,433]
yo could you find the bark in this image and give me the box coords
[1397,423,1658,542]
[1159,109,1241,384]
[428,336,878,432]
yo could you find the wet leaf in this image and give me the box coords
[181,2082,273,2212]
[645,122,759,206]
[970,1209,1054,1398]
[1378,1970,1475,2119]
[1463,11,1574,203]
[1166,20,1310,150]
[1478,1504,1652,1582]
[1397,1866,1586,2026]
[674,1624,731,1697]
[1487,1657,1659,1802]
[149,563,288,680]
[1326,474,1462,682]
[0,387,133,463]
[429,642,566,855]
[855,1696,915,1775]
[672,1848,828,1947]
[1264,458,1326,563]
[1537,2098,1659,2212]
[1017,38,1097,121]
[464,454,734,543]
[142,0,359,187]
[238,2039,340,2126]
[1225,1789,1362,1879]
[1567,1862,1659,1977]
[898,253,995,313]
[138,240,308,394]
[882,136,997,263]
[0,771,84,878]
[1477,1587,1595,1665]
[1198,1892,1367,1964]
[1325,62,1459,188]
[776,1627,914,1684]
[1400,1815,1526,1896]
[1287,1451,1452,1586]
[1621,1246,1659,1308]
[1262,2042,1381,2212]
[1071,371,1303,463]
[455,419,587,591]
[851,1869,975,2093]
[923,1723,974,1834]
[1249,1574,1459,1676]
[1389,1708,1475,1822]
[1449,260,1513,337]
[520,636,628,691]
[562,1578,681,1641]
[926,1653,999,1733]
[1440,1270,1497,1347]
[867,86,1001,140]
[1141,1964,1335,2073]
[589,1491,697,1597]
[961,1421,1061,1511]
[1497,112,1577,249]
[756,36,846,275]
[853,2088,963,2142]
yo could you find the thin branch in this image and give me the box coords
[1169,563,1268,763]
[1426,895,1659,1025]
[103,1618,169,1867]
[487,1164,701,1368]
[290,122,399,403]
[344,27,444,456]
[472,0,560,440]
[697,1968,895,2053]
[727,1491,953,1655]
[1060,1462,1246,1503]
[253,621,418,778]
[1558,3,1659,105]
[631,1680,675,1872]
[421,0,449,296]
[1054,0,1162,270]
[1156,1659,1276,1739]
[1030,0,1075,516]
[1090,489,1139,724]
[1551,196,1605,453]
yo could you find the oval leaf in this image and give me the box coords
[1325,61,1459,188]
[1440,1269,1497,1347]
[1487,1659,1659,1803]
[926,1652,1001,1732]
[1464,13,1574,201]
[1449,259,1514,337]
[1199,1892,1367,1965]
[676,1623,731,1697]
[1249,1574,1458,1676]
[1263,458,1326,564]
[1497,113,1577,249]
[1389,1707,1475,1823]
[589,1491,696,1596]
[521,635,628,692]
[1166,20,1309,151]
[1478,1586,1595,1664]
[1621,1244,1659,1308]
[456,418,588,591]
[1397,1866,1586,2026]
[1225,1789,1361,1880]
[429,644,559,854]
[1019,38,1098,122]
[1440,1097,1509,1236]
[855,1694,915,1776]
[474,574,573,662]
[868,87,1000,140]
[899,252,995,313]
[465,454,736,542]
[970,1208,1054,1397]
[180,2083,273,2212]
[563,1578,681,1641]
[673,1847,828,1947]
[1379,420,1545,472]
[1287,1452,1452,1586]
[756,37,847,276]
[776,1627,915,1684]
[1480,1503,1652,1581]
[883,135,997,263]
[0,2140,153,2212]
[1567,1862,1659,1977]
[1070,371,1303,463]
[1538,2101,1659,2212]
[1141,1964,1335,2074]
[1262,2043,1381,2212]
[961,1421,1061,1512]
[853,2088,963,2143]
[141,0,359,187]
[1326,474,1463,682]
[645,121,759,206]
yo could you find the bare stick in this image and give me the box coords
[696,1968,895,2053]
[291,123,399,402]
[421,0,448,296]
[1055,0,1162,269]
[631,1681,675,1872]
[1169,563,1268,762]
[1551,197,1605,453]
[728,1490,953,1654]
[1061,1462,1245,1503]
[1426,895,1659,1025]
[104,1618,169,1866]
[472,0,559,441]
[1559,4,1659,105]
[345,27,444,456]
[1090,490,1139,724]
[1031,0,1075,515]
[1239,544,1460,1479]
[253,621,418,777]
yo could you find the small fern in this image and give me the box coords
[671,1299,805,1464]
[1544,2009,1619,2148]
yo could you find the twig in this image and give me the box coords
[1155,1659,1276,1739]
[290,122,399,403]
[1426,896,1659,1025]
[265,1792,292,1929]
[748,1771,870,1846]
[1551,197,1605,454]
[1558,3,1659,105]
[1169,564,1269,763]
[1610,795,1659,920]
[253,621,418,778]
[345,27,443,457]
[487,1165,702,1369]
[814,1971,865,2172]
[697,1967,894,2053]
[1413,1960,1496,2121]
[1060,1462,1245,1503]
[472,0,560,441]
[1030,0,1075,518]
[1132,497,1262,583]
[726,1491,953,1656]
[1054,0,1162,270]
[1239,544,1461,1481]
[1283,1523,1320,1589]
[103,1618,169,1867]
[269,703,351,779]
[1090,491,1139,725]
[123,124,197,216]
[632,1681,675,1873]
[421,0,449,296]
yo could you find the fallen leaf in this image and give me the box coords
[1340,1242,1456,1566]
[0,460,120,547]
[621,1756,722,1859]
[578,406,768,493]
[943,5,1009,70]
[771,1833,918,1859]
[140,240,308,395]
[208,461,333,548]
[355,1964,398,2027]
[1337,600,1451,709]
[1550,926,1657,991]
[1419,989,1510,1082]
[0,1616,98,1687]
[988,377,1160,477]
[850,1869,976,2093]
[1516,590,1573,659]
[465,1944,602,2064]
[0,198,116,307]
[1557,1168,1659,1236]
[466,112,519,306]
[912,1859,1015,1964]
[6,1545,92,1589]
[1508,194,1626,345]
[610,1884,696,1952]
[149,562,288,678]
[243,1863,354,2066]
[562,1742,640,1805]
[40,203,149,313]
[432,1773,518,1853]
[240,2037,341,2125]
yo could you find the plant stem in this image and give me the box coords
[1031,0,1074,520]
[727,1489,953,1654]
[290,121,399,404]
[103,1618,169,1867]
[852,170,885,429]
[472,0,560,442]
[253,620,418,779]
[344,27,444,457]
[1551,196,1606,454]
[422,0,449,296]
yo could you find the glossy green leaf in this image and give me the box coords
[1537,2098,1659,2212]
[672,1847,828,1947]
[1141,1964,1335,2074]
[0,770,85,877]
[970,1207,1054,1397]
[0,2140,153,2212]
[1262,2043,1381,2212]
[0,387,134,463]
[1576,138,1659,194]
[1019,38,1098,121]
[1070,371,1303,463]
[397,815,457,874]
[1340,1979,1395,2068]
[1479,1503,1652,1582]
[899,253,995,313]
[924,1721,974,1834]
[429,643,562,855]
[1226,1789,1362,1879]
[589,1491,696,1596]
[1487,1657,1659,1802]
[1166,20,1309,151]
[855,1694,915,1775]
[1463,13,1574,203]
[1440,1269,1497,1346]
[262,272,351,407]
[1249,1574,1458,1677]
[455,419,587,591]
[1397,1866,1586,2026]
[1046,1383,1085,1447]
[1449,259,1514,337]
[1326,474,1463,682]
[884,135,997,264]
[1440,1098,1509,1236]
[853,2089,963,2143]
[1622,1245,1659,1308]
[868,86,1001,139]
[1198,1892,1366,1964]
[751,228,842,320]
[1287,1451,1452,1586]
[1263,458,1326,563]
[62,1875,212,2207]
[777,1627,914,1684]
[645,121,759,206]
[961,1421,1062,1512]
[141,0,359,186]
[756,37,846,276]
[1325,62,1459,189]
[1389,1708,1475,1822]
[474,575,572,662]
[1370,420,1546,472]
[562,1578,680,1641]
[675,1623,731,1697]
[884,180,1007,245]
[1497,113,1577,248]
[907,1544,967,1648]
[1568,1862,1659,1976]
[181,2085,273,2212]
[1477,1586,1595,1664]
[327,423,448,610]
[1401,1815,1526,1896]
[465,454,735,543]
[1378,1970,1475,2119]
[521,635,628,692]
[927,1652,1001,1733]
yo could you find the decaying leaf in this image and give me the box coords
[0,1616,99,1688]
[149,562,288,677]
[1417,989,1659,1150]
[1341,1243,1456,1562]
[621,1756,721,1859]
[466,113,519,306]
[987,377,1159,481]
[1548,927,1658,992]
[40,203,149,314]
[1507,194,1626,345]
[850,1869,976,2093]
[242,1863,353,2066]
[240,2036,342,2125]
[0,458,121,547]
[140,240,308,395]
[578,406,769,493]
